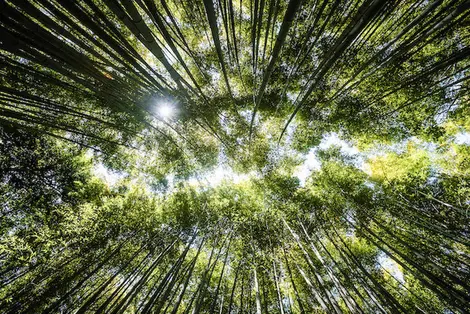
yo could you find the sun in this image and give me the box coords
[157,103,174,119]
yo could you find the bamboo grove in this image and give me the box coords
[0,0,469,313]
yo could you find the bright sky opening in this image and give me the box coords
[157,102,175,119]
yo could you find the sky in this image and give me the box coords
[454,131,470,145]
[294,132,361,186]
[377,252,405,284]
[93,163,125,186]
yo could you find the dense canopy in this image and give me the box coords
[1,0,470,313]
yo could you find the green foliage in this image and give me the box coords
[1,0,470,313]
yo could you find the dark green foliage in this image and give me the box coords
[1,0,470,313]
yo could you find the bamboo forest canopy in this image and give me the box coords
[1,0,470,313]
